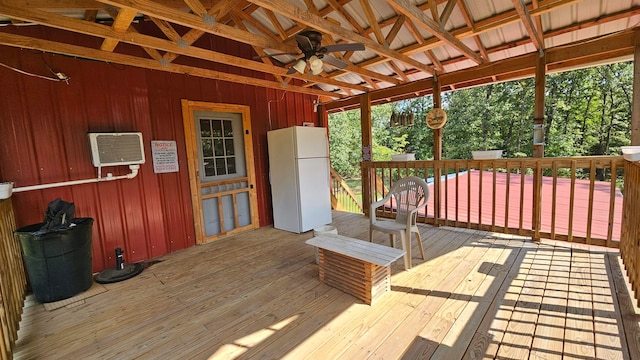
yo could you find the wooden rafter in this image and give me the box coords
[148,16,181,41]
[161,0,245,63]
[246,0,434,76]
[0,3,364,92]
[385,15,405,45]
[183,0,207,15]
[96,0,294,52]
[439,0,458,26]
[429,0,439,24]
[230,13,284,84]
[84,9,98,22]
[388,60,410,82]
[531,0,545,46]
[100,8,137,51]
[325,0,364,34]
[458,0,489,61]
[512,0,544,50]
[426,49,444,72]
[263,9,287,39]
[103,7,163,60]
[359,0,386,46]
[0,31,343,98]
[386,0,483,64]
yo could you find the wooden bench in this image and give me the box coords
[306,234,406,305]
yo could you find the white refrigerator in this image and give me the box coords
[267,126,332,233]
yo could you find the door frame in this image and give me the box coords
[181,100,259,244]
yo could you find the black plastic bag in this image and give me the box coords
[40,198,75,231]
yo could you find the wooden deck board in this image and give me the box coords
[13,211,640,360]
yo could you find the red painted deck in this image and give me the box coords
[422,170,623,241]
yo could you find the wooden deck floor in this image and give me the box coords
[14,211,640,359]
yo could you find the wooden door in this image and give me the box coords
[182,100,259,244]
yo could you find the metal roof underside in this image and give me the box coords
[0,0,638,103]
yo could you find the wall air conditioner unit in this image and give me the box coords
[88,132,145,167]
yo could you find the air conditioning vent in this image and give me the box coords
[88,132,145,167]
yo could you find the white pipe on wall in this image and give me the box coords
[11,165,140,193]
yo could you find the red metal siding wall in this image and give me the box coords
[0,25,317,272]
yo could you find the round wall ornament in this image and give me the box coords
[426,108,447,129]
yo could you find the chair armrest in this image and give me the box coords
[370,194,392,223]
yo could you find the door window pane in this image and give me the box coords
[212,120,222,137]
[225,139,235,155]
[227,157,236,174]
[223,120,233,137]
[202,139,213,157]
[200,120,211,137]
[214,139,224,156]
[215,158,227,175]
[204,160,215,177]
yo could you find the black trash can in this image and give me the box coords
[15,218,94,303]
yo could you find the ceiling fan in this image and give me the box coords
[254,30,365,75]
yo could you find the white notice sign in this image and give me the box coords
[151,140,179,173]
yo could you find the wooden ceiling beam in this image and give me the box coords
[232,9,280,42]
[245,0,434,76]
[2,0,221,8]
[148,16,181,41]
[0,31,342,98]
[324,29,636,110]
[96,0,295,52]
[229,13,283,84]
[429,0,439,24]
[358,0,386,46]
[161,0,245,63]
[386,0,483,64]
[100,7,137,51]
[84,9,99,22]
[0,4,366,91]
[388,60,410,82]
[356,0,585,69]
[458,0,489,61]
[103,7,162,59]
[385,15,405,45]
[511,0,544,50]
[325,0,365,34]
[426,49,444,72]
[439,0,458,25]
[531,0,545,47]
[183,0,207,15]
[263,9,287,39]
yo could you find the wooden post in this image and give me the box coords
[318,104,329,128]
[433,76,442,225]
[632,31,640,145]
[361,93,373,216]
[533,52,546,241]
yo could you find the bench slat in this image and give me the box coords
[306,234,406,267]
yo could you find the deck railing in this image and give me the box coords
[330,167,363,213]
[362,156,624,248]
[621,160,640,306]
[0,199,25,360]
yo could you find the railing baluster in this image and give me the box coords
[568,161,577,242]
[586,161,597,245]
[607,160,617,247]
[551,161,558,239]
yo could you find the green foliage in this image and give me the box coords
[328,61,633,178]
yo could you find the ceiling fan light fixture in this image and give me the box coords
[292,59,307,74]
[309,55,323,75]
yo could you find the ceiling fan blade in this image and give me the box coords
[253,51,300,60]
[322,43,365,53]
[321,55,348,69]
[295,34,315,53]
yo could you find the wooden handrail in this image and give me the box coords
[330,167,363,213]
[0,199,26,360]
[362,156,625,248]
[621,161,640,306]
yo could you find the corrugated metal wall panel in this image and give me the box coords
[0,25,317,272]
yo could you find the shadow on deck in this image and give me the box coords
[14,211,640,359]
